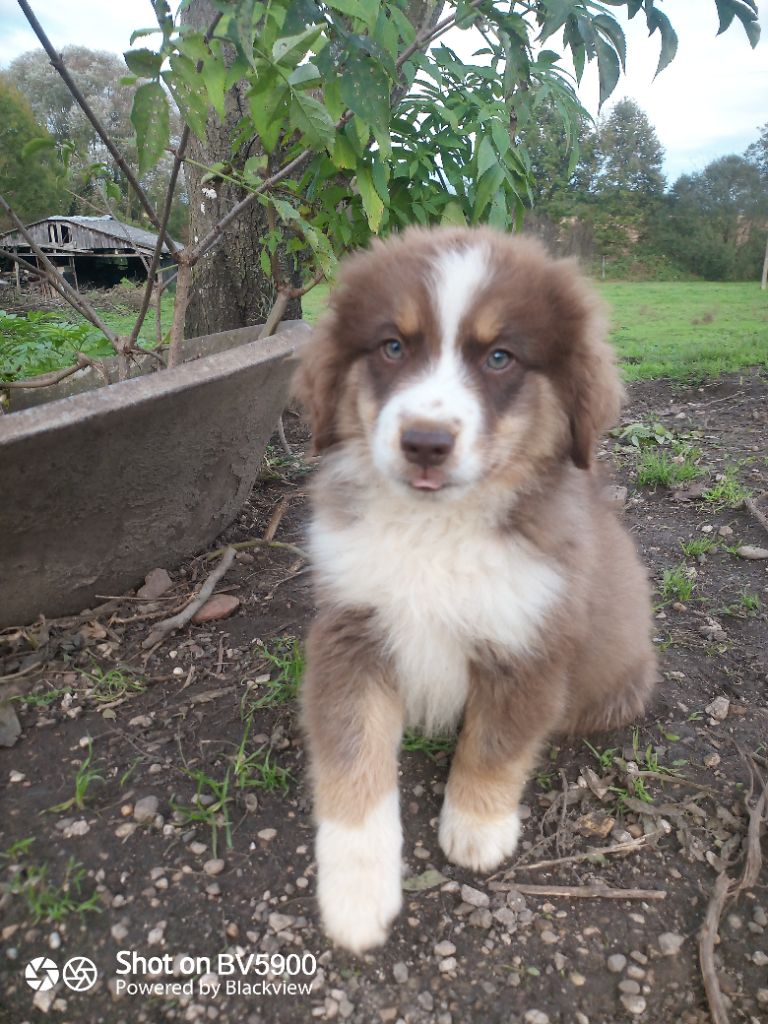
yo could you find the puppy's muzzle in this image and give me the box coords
[400,427,455,469]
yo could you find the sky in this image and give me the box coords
[0,0,766,185]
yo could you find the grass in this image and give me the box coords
[78,662,146,702]
[242,638,304,713]
[402,731,456,761]
[636,448,702,488]
[3,842,101,924]
[601,281,768,381]
[173,767,233,857]
[680,536,717,558]
[702,468,752,510]
[233,721,292,794]
[659,564,696,603]
[47,739,103,813]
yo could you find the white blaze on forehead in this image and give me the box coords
[430,244,490,349]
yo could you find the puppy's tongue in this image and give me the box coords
[410,470,444,491]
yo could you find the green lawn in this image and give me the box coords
[302,279,768,383]
[600,281,768,381]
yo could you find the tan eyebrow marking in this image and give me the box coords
[472,305,504,345]
[394,297,420,337]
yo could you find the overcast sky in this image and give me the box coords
[0,0,765,184]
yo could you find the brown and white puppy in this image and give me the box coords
[294,226,656,954]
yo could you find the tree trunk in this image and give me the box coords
[181,0,301,338]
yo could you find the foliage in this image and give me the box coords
[8,854,101,924]
[0,74,65,227]
[119,0,757,288]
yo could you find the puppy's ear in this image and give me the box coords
[291,321,343,453]
[568,329,623,469]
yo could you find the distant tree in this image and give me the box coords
[745,121,768,179]
[596,98,665,197]
[0,74,64,229]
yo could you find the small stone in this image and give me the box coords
[630,950,648,965]
[753,907,767,927]
[48,932,61,950]
[257,828,277,842]
[137,568,173,600]
[575,810,616,839]
[575,1014,589,1024]
[189,841,207,856]
[203,859,225,876]
[620,995,647,1016]
[392,962,408,983]
[735,545,768,560]
[524,1011,550,1024]
[704,752,721,769]
[705,697,730,721]
[268,913,294,933]
[658,932,685,956]
[717,526,733,538]
[417,992,434,1012]
[147,924,165,945]
[619,979,641,995]
[606,953,627,973]
[468,908,492,929]
[192,595,241,623]
[493,908,517,930]
[753,951,768,967]
[9,770,25,783]
[115,822,136,839]
[206,883,221,897]
[460,884,489,908]
[438,957,457,973]
[133,796,159,823]
[756,989,768,1007]
[570,972,586,987]
[111,923,129,942]
[434,941,456,957]
[540,929,558,945]
[627,965,646,981]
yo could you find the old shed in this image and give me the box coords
[0,215,179,291]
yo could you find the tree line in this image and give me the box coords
[522,97,768,281]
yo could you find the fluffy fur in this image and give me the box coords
[295,226,657,953]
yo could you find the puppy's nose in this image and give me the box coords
[400,427,455,467]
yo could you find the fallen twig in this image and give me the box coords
[743,492,768,537]
[205,538,308,562]
[737,758,767,892]
[506,831,660,875]
[142,547,236,648]
[264,497,291,544]
[507,883,666,901]
[698,872,732,1024]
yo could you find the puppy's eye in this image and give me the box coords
[381,339,405,362]
[485,348,514,371]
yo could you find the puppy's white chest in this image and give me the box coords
[310,496,562,732]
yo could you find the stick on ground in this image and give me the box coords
[698,872,732,1024]
[507,883,666,901]
[142,547,236,648]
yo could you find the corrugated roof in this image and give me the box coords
[0,215,181,254]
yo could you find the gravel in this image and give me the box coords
[606,953,627,973]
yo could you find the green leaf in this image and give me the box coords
[234,0,259,67]
[402,869,447,892]
[473,164,505,221]
[290,91,336,150]
[131,82,170,174]
[357,165,385,231]
[124,48,163,78]
[370,154,389,202]
[288,63,321,87]
[202,57,227,118]
[272,24,324,67]
[595,35,621,107]
[327,0,381,33]
[130,28,160,45]
[339,52,390,132]
[646,8,678,77]
[490,120,511,158]
[593,13,626,71]
[476,136,497,178]
[21,137,57,159]
[331,132,359,169]
[440,200,467,227]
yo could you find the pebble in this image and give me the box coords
[192,595,241,622]
[257,828,277,841]
[620,995,647,1016]
[133,796,159,823]
[438,957,457,973]
[468,908,492,929]
[753,907,767,927]
[753,951,768,967]
[524,1011,550,1024]
[137,568,172,600]
[570,972,586,987]
[189,841,207,856]
[48,931,61,950]
[619,979,641,995]
[735,545,768,560]
[392,962,409,983]
[434,941,456,957]
[203,859,225,876]
[460,884,489,908]
[705,696,730,721]
[540,929,558,945]
[9,770,25,783]
[606,953,627,973]
[658,932,685,956]
[268,913,294,933]
[627,965,646,981]
[704,752,721,769]
[756,989,768,1007]
[111,923,129,942]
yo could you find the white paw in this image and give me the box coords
[316,791,402,954]
[439,796,520,873]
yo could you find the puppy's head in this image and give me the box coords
[294,227,622,496]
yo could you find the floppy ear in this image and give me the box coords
[568,317,624,470]
[291,319,344,453]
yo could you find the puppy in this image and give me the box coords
[294,226,656,954]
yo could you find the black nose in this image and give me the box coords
[400,427,455,467]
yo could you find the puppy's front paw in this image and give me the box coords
[439,796,520,873]
[316,792,402,954]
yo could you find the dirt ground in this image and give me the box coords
[1,369,767,1024]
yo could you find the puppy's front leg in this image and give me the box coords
[303,612,403,954]
[440,657,565,873]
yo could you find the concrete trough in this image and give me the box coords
[0,322,309,627]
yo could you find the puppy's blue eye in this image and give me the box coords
[381,339,404,361]
[486,349,513,371]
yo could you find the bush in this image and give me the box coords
[0,310,113,381]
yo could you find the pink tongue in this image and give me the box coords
[411,476,442,491]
